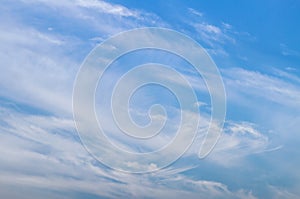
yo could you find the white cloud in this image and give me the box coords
[222,22,232,30]
[182,18,237,57]
[271,68,300,85]
[75,0,138,17]
[192,22,234,47]
[280,43,300,57]
[188,8,204,17]
[23,0,139,17]
[206,122,270,166]
[0,23,77,115]
[223,67,300,109]
[20,0,165,30]
[0,0,168,117]
[268,185,299,199]
[1,1,299,198]
[0,106,258,199]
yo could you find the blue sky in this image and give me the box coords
[0,0,300,198]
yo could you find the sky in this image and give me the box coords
[0,0,300,198]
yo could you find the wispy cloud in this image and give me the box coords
[223,67,300,109]
[22,0,140,18]
[75,0,139,17]
[0,22,77,115]
[0,0,165,116]
[188,8,204,17]
[280,43,300,57]
[206,121,270,166]
[183,11,236,56]
[192,22,235,48]
[0,106,258,199]
[268,185,299,199]
[21,0,165,30]
[1,1,299,198]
